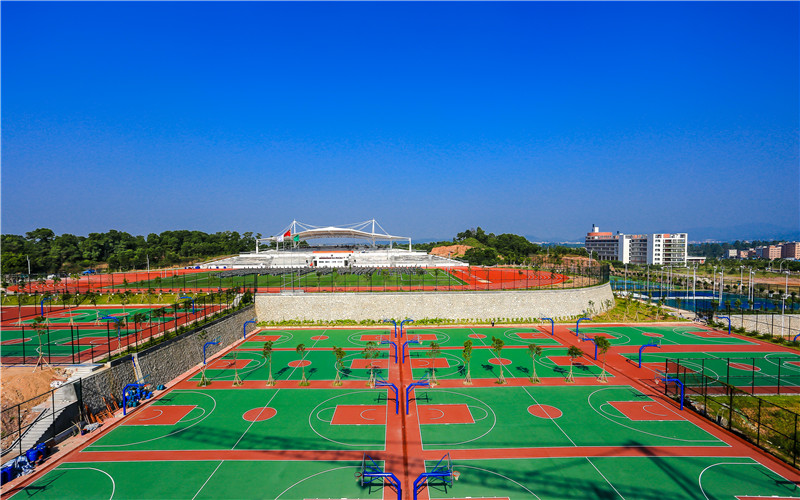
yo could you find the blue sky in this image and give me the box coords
[2,1,798,242]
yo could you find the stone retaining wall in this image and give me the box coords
[255,284,613,323]
[717,313,800,339]
[80,305,255,414]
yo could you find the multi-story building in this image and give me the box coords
[781,242,800,259]
[757,245,782,260]
[584,225,688,265]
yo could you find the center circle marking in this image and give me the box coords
[289,360,311,367]
[468,334,486,339]
[243,407,277,422]
[643,332,664,337]
[528,404,563,419]
[730,362,761,372]
[489,358,511,365]
[310,335,328,340]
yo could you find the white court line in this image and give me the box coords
[585,457,626,499]
[230,331,326,450]
[190,460,224,500]
[58,467,116,500]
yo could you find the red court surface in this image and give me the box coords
[609,401,683,421]
[0,338,30,345]
[418,404,475,424]
[527,404,563,419]
[359,334,392,341]
[405,334,439,341]
[330,404,387,425]
[689,330,728,338]
[242,407,278,422]
[248,334,283,342]
[349,358,389,370]
[124,405,196,426]
[547,355,582,366]
[410,358,450,369]
[513,332,547,339]
[207,358,251,370]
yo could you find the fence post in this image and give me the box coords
[728,387,734,430]
[71,324,75,364]
[751,358,756,394]
[51,387,56,443]
[22,324,26,364]
[778,359,782,395]
[757,398,761,448]
[47,326,52,365]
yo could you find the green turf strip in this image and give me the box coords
[14,460,382,500]
[426,456,798,500]
[84,388,387,452]
[121,268,466,290]
[415,385,724,450]
[571,325,755,346]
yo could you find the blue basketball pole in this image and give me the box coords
[638,342,661,368]
[576,317,591,338]
[383,319,397,339]
[203,340,220,365]
[380,340,398,363]
[375,381,399,414]
[542,317,554,335]
[40,297,52,317]
[585,337,598,360]
[402,339,420,364]
[405,380,430,415]
[243,319,256,340]
[179,295,196,313]
[400,318,414,339]
[718,316,731,335]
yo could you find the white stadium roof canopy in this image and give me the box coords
[257,219,411,248]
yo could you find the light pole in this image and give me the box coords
[712,265,717,301]
[719,269,724,308]
[783,271,789,337]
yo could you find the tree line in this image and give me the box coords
[414,227,588,266]
[1,228,260,274]
[689,240,790,259]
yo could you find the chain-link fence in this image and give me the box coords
[663,359,800,468]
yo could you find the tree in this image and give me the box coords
[31,316,51,372]
[566,345,584,383]
[332,346,346,386]
[528,343,543,383]
[491,336,506,384]
[296,343,308,386]
[263,341,275,386]
[595,336,611,383]
[427,342,441,386]
[462,340,473,385]
[362,341,379,387]
[232,349,243,386]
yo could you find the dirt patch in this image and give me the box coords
[1,366,68,451]
[430,245,473,258]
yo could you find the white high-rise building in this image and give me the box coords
[585,225,687,265]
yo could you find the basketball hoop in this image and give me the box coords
[452,470,460,481]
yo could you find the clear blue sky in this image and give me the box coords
[2,1,798,242]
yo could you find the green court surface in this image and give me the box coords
[190,349,390,383]
[15,459,381,500]
[121,268,466,290]
[14,306,197,325]
[570,325,756,346]
[427,456,800,500]
[632,350,800,389]
[404,326,562,348]
[415,385,724,450]
[0,326,127,359]
[408,346,607,381]
[240,328,395,349]
[85,388,387,452]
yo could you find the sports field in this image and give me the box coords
[8,321,800,499]
[0,305,219,364]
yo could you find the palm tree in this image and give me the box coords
[130,312,146,348]
[32,316,50,372]
[332,346,346,386]
[462,340,473,385]
[362,341,378,387]
[427,342,441,386]
[491,336,506,384]
[566,345,584,383]
[232,350,243,386]
[296,343,309,386]
[263,341,275,386]
[595,336,611,383]
[528,343,543,383]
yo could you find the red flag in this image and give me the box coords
[283,230,291,238]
